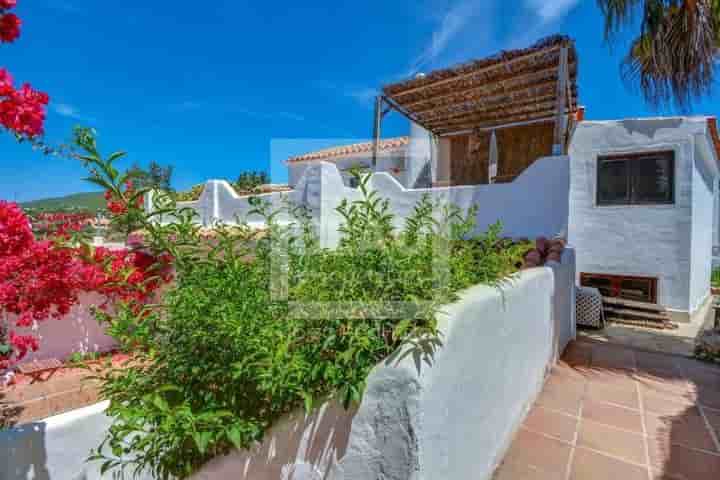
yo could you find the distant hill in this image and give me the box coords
[20,192,105,212]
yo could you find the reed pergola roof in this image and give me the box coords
[381,35,578,136]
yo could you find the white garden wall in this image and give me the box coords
[162,155,570,246]
[5,292,117,364]
[0,253,575,480]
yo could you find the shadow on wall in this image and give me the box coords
[9,292,116,363]
[192,401,356,480]
[0,422,51,480]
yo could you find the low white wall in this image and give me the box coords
[166,155,570,246]
[6,292,117,364]
[194,254,575,480]
[0,255,575,480]
[0,401,154,480]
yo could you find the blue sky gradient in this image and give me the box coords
[0,0,717,201]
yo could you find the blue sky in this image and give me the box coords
[0,0,717,201]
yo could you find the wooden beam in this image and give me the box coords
[433,110,573,135]
[415,84,578,124]
[439,116,558,137]
[401,63,573,111]
[552,46,569,155]
[385,44,565,99]
[423,94,577,132]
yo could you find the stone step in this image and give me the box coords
[602,296,666,313]
[606,315,677,330]
[603,307,670,322]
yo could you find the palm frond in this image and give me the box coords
[600,0,720,108]
[597,0,648,38]
[622,0,719,108]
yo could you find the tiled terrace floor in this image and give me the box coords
[493,339,720,480]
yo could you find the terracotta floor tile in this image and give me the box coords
[696,386,720,410]
[581,367,638,392]
[536,379,584,416]
[680,367,720,391]
[635,351,682,376]
[641,391,699,417]
[638,379,698,406]
[523,406,578,443]
[502,428,572,478]
[704,408,720,438]
[587,381,640,410]
[583,399,644,433]
[645,411,718,452]
[675,357,720,375]
[577,419,648,464]
[561,343,593,368]
[591,344,637,371]
[569,447,649,480]
[553,362,590,383]
[493,460,565,480]
[648,438,720,479]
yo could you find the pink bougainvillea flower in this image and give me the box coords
[0,79,49,137]
[0,1,17,10]
[0,13,20,43]
[0,202,172,369]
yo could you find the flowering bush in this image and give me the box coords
[28,211,95,239]
[0,200,170,369]
[0,12,19,43]
[0,1,49,138]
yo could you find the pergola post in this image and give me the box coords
[552,46,569,155]
[372,95,383,168]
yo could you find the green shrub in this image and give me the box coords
[712,266,720,289]
[75,133,527,479]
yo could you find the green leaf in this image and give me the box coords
[193,431,213,455]
[226,426,244,450]
[301,392,314,414]
[152,394,169,412]
[107,151,127,163]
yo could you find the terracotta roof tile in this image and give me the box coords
[286,137,409,164]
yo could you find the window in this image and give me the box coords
[580,273,658,304]
[597,151,674,205]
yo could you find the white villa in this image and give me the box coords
[169,35,720,325]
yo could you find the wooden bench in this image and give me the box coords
[15,358,62,384]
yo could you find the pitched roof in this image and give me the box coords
[382,35,578,135]
[286,137,409,164]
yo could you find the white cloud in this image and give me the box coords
[410,0,492,74]
[52,103,92,121]
[525,0,580,24]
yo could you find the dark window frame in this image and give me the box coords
[596,150,675,206]
[580,273,658,304]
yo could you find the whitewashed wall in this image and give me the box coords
[165,155,570,246]
[288,151,407,189]
[568,117,718,314]
[6,292,116,364]
[193,256,575,480]
[0,256,576,480]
